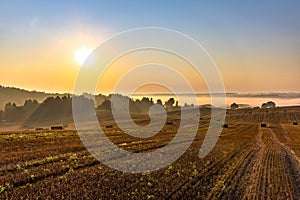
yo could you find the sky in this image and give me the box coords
[0,0,300,94]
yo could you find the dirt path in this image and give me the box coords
[244,127,300,199]
[271,124,300,164]
[270,126,300,166]
[166,123,300,199]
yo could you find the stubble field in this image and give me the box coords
[1,107,300,199]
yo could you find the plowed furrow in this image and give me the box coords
[244,127,300,199]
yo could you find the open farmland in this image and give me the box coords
[1,107,300,199]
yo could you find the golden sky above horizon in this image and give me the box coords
[0,1,299,94]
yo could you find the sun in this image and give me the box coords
[74,47,92,65]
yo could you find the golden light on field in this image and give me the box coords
[74,47,92,65]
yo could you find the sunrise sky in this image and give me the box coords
[0,0,299,94]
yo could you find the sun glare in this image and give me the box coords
[74,47,92,65]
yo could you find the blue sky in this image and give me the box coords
[0,0,299,92]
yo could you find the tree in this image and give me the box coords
[97,99,112,110]
[165,98,175,111]
[267,101,276,108]
[156,99,163,105]
[4,102,23,122]
[166,98,175,106]
[261,103,268,108]
[230,103,239,109]
[0,110,4,120]
[4,102,16,112]
[261,101,276,108]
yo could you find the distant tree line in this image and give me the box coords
[97,95,180,113]
[0,96,73,123]
[230,101,276,109]
[0,94,185,123]
[1,99,39,122]
[1,93,278,124]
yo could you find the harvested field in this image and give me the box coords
[0,107,300,199]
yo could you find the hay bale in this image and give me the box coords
[167,121,173,125]
[223,124,229,128]
[261,123,267,128]
[51,125,64,130]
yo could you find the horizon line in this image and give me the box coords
[1,84,300,97]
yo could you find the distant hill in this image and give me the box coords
[0,85,67,110]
